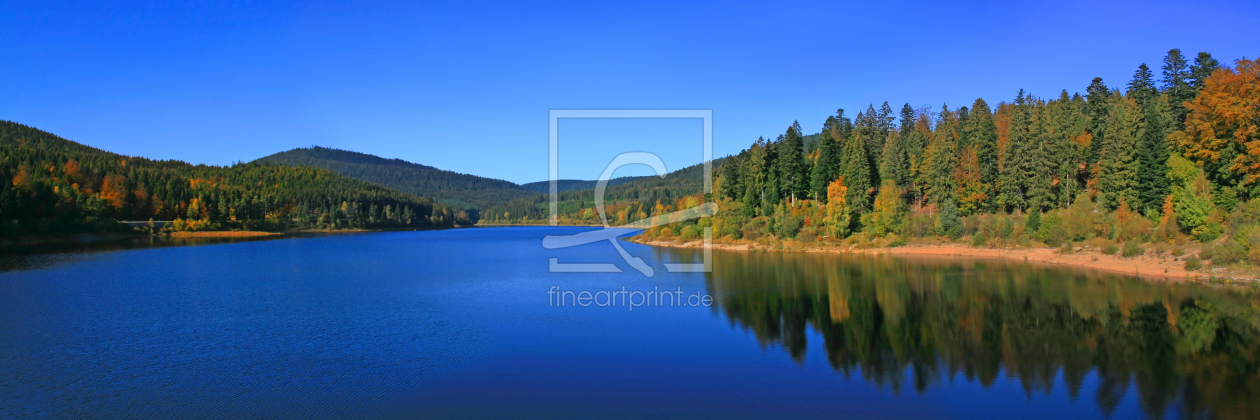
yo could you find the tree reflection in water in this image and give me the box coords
[694,249,1259,419]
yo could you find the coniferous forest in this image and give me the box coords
[0,121,465,239]
[634,50,1260,268]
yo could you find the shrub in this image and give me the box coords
[1171,248,1185,257]
[1026,211,1041,234]
[971,232,988,247]
[796,228,817,243]
[1213,240,1246,265]
[741,217,770,240]
[1121,242,1144,257]
[1185,255,1203,270]
[1193,222,1224,242]
[659,227,675,239]
[679,225,701,242]
[1102,243,1119,255]
[1198,245,1215,261]
[938,199,962,238]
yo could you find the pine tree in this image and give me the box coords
[777,122,807,202]
[1188,52,1221,93]
[810,118,844,201]
[840,131,873,213]
[1162,48,1192,128]
[923,105,959,205]
[1085,77,1111,165]
[967,98,998,192]
[998,90,1031,211]
[1127,64,1157,102]
[1024,100,1057,211]
[1097,96,1143,210]
[878,130,908,187]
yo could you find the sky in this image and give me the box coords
[3,0,1258,184]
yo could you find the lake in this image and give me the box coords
[1,227,1257,419]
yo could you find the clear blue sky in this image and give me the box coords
[3,0,1258,184]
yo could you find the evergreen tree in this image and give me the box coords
[1161,48,1192,128]
[810,118,844,201]
[1085,77,1111,165]
[967,98,999,191]
[998,90,1031,211]
[1127,64,1157,102]
[1188,52,1221,93]
[1097,96,1143,210]
[923,105,959,205]
[840,131,873,213]
[878,130,908,188]
[777,121,808,202]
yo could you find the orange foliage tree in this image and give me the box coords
[1170,58,1260,185]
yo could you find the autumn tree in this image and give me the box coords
[1170,58,1260,193]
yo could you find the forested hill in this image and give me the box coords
[482,158,725,224]
[518,177,645,193]
[254,147,537,210]
[0,121,463,239]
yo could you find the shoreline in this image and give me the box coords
[629,237,1241,283]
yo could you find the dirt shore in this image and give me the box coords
[630,237,1229,282]
[168,231,284,238]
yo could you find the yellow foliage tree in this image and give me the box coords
[1170,58,1260,184]
[824,177,850,238]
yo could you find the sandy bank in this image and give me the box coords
[630,237,1230,283]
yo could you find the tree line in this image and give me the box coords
[680,49,1257,250]
[1,121,466,238]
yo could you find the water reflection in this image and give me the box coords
[0,234,298,272]
[700,250,1260,419]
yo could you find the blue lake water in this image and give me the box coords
[1,227,1257,419]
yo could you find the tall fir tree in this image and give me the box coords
[1161,48,1192,129]
[998,90,1032,211]
[923,105,959,205]
[1130,66,1171,212]
[810,116,844,201]
[1188,52,1221,93]
[967,98,999,192]
[1097,96,1144,210]
[1085,77,1111,166]
[878,129,908,188]
[777,121,808,202]
[840,131,873,213]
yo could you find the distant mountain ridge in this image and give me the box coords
[254,146,538,210]
[519,177,646,194]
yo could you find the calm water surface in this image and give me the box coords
[1,227,1257,419]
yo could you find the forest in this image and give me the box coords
[0,122,467,239]
[635,50,1260,268]
[256,146,537,213]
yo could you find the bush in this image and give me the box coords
[659,227,675,239]
[1185,255,1203,270]
[1102,243,1119,255]
[1198,245,1215,261]
[679,225,700,242]
[971,232,988,247]
[1171,248,1185,257]
[1121,242,1144,257]
[1193,222,1224,242]
[1026,211,1041,233]
[1213,240,1246,265]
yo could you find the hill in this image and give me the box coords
[481,157,725,224]
[0,121,461,239]
[518,177,645,194]
[254,147,537,210]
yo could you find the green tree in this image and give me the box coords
[841,131,873,213]
[1161,48,1192,128]
[967,98,998,190]
[1097,96,1143,210]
